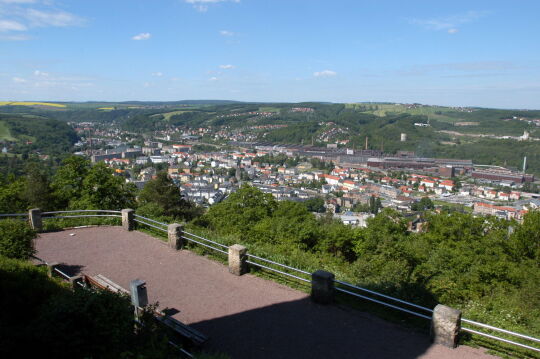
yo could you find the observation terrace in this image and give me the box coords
[34,224,500,359]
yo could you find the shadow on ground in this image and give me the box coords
[57,263,85,276]
[191,297,435,359]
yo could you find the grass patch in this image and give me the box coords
[0,121,16,141]
[151,110,193,121]
[258,106,280,113]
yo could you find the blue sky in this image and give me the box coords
[1,0,539,108]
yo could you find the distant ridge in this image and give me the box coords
[80,100,244,106]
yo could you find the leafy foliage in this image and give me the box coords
[138,172,202,221]
[0,219,36,259]
[70,163,137,210]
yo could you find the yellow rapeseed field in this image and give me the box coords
[0,101,66,108]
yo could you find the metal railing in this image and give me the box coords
[133,214,168,232]
[6,210,540,354]
[0,213,28,217]
[246,253,311,283]
[182,231,228,255]
[42,209,122,220]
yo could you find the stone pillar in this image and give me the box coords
[431,304,462,348]
[130,279,148,318]
[311,270,335,304]
[28,208,42,232]
[167,223,184,250]
[46,262,59,278]
[69,275,84,289]
[121,209,135,231]
[228,244,247,276]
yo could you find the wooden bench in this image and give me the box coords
[87,274,130,294]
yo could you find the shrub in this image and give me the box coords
[0,219,36,259]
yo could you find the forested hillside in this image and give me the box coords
[0,114,78,155]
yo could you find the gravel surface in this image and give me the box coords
[36,226,499,359]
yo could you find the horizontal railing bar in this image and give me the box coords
[133,214,168,227]
[31,255,47,264]
[247,253,311,276]
[182,231,229,249]
[462,318,540,343]
[43,215,121,219]
[42,210,121,214]
[53,267,71,279]
[335,287,432,320]
[134,219,168,232]
[461,327,540,353]
[0,213,28,217]
[246,260,311,283]
[181,236,228,255]
[334,279,433,313]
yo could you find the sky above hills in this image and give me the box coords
[1,0,539,108]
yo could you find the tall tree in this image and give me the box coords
[137,172,199,220]
[51,156,91,208]
[72,163,136,210]
[24,163,55,211]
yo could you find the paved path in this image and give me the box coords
[35,226,498,359]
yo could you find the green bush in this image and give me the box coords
[0,219,36,259]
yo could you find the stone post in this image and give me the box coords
[167,223,184,250]
[69,275,84,289]
[228,244,247,276]
[311,270,335,304]
[121,209,135,231]
[28,208,42,232]
[431,304,462,348]
[130,279,148,318]
[46,262,59,278]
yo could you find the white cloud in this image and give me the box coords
[0,0,37,3]
[0,33,30,40]
[12,77,26,83]
[185,0,240,12]
[313,70,337,77]
[24,8,85,27]
[34,69,49,77]
[0,0,36,3]
[219,64,234,69]
[152,72,163,77]
[410,11,487,32]
[220,30,234,36]
[208,76,218,81]
[34,70,49,77]
[132,32,151,40]
[0,1,85,39]
[0,20,27,31]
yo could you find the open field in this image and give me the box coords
[150,110,193,121]
[259,106,281,113]
[0,101,66,108]
[0,121,16,141]
[346,103,462,122]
